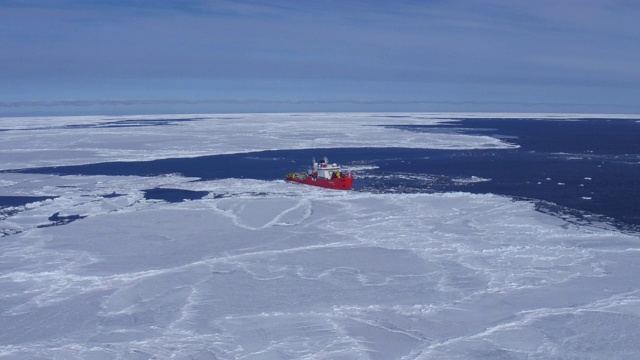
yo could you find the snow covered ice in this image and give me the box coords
[1,113,640,359]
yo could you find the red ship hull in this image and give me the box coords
[285,173,354,190]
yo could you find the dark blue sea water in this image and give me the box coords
[4,118,640,230]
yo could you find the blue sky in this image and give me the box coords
[1,0,640,115]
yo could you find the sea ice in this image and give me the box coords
[1,113,639,359]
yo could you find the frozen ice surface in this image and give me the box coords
[0,113,523,170]
[1,113,640,359]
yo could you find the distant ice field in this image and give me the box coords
[1,113,640,359]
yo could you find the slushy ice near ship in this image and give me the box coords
[285,157,354,190]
